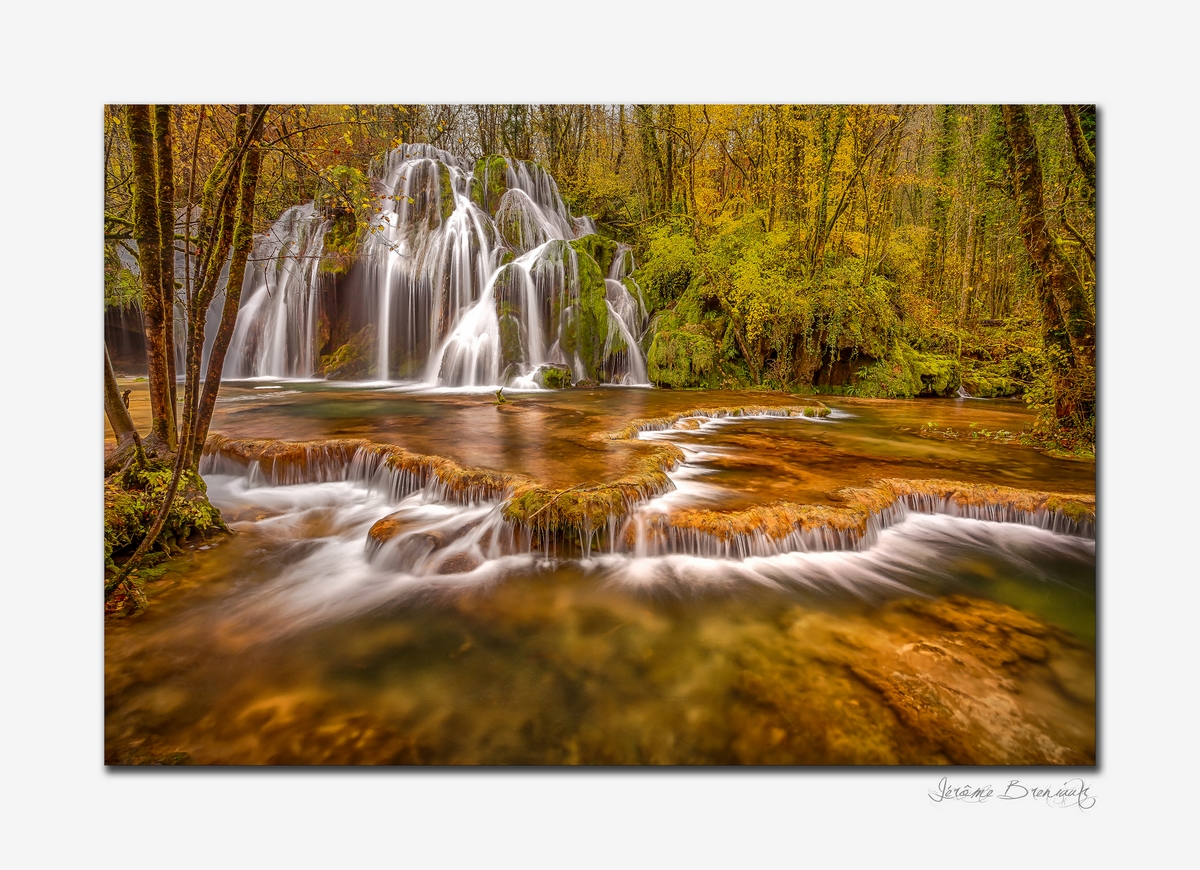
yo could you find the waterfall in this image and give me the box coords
[224,204,329,379]
[225,145,651,387]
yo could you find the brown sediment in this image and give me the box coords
[663,478,1094,544]
[203,434,529,504]
[501,443,684,534]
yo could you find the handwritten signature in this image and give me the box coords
[928,777,1095,810]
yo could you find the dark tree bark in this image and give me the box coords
[154,105,178,449]
[193,120,264,467]
[125,105,172,453]
[1000,105,1096,425]
[1061,104,1096,197]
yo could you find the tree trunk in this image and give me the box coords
[154,105,178,450]
[1000,104,1096,426]
[193,125,263,467]
[1000,105,1095,371]
[1061,104,1096,197]
[104,344,144,475]
[125,104,172,453]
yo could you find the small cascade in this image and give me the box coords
[224,145,650,387]
[224,204,329,379]
[203,436,1093,578]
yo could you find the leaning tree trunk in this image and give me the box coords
[193,128,263,468]
[104,344,145,476]
[106,105,266,610]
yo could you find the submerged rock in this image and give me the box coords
[730,595,1094,765]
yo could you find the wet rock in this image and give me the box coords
[436,552,482,575]
[367,512,411,548]
[532,363,572,390]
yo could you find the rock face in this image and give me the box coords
[729,595,1095,765]
[318,325,375,380]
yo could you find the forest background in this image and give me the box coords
[104,103,1096,454]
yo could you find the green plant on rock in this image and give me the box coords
[648,313,718,388]
[570,233,619,276]
[315,165,371,275]
[472,155,509,215]
[104,459,223,572]
[318,325,376,380]
[849,341,960,398]
[635,225,698,311]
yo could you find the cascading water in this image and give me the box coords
[224,204,329,379]
[224,144,650,387]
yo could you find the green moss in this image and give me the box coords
[104,460,224,571]
[313,165,371,275]
[535,364,572,389]
[569,233,619,276]
[438,164,456,223]
[648,320,718,388]
[960,358,1020,398]
[472,155,509,215]
[498,314,524,373]
[318,325,375,380]
[539,240,609,382]
[319,210,359,275]
[634,225,697,310]
[850,341,960,398]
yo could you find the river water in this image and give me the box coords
[105,382,1095,765]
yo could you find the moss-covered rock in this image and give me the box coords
[538,240,609,382]
[318,325,376,380]
[438,163,457,223]
[569,233,619,276]
[315,165,369,275]
[532,363,572,389]
[104,460,224,571]
[319,210,360,275]
[960,358,1021,398]
[648,319,718,388]
[850,341,960,398]
[472,155,509,215]
[576,265,611,382]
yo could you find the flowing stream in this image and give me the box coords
[104,149,1094,766]
[106,384,1095,765]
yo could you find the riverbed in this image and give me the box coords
[105,382,1095,765]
